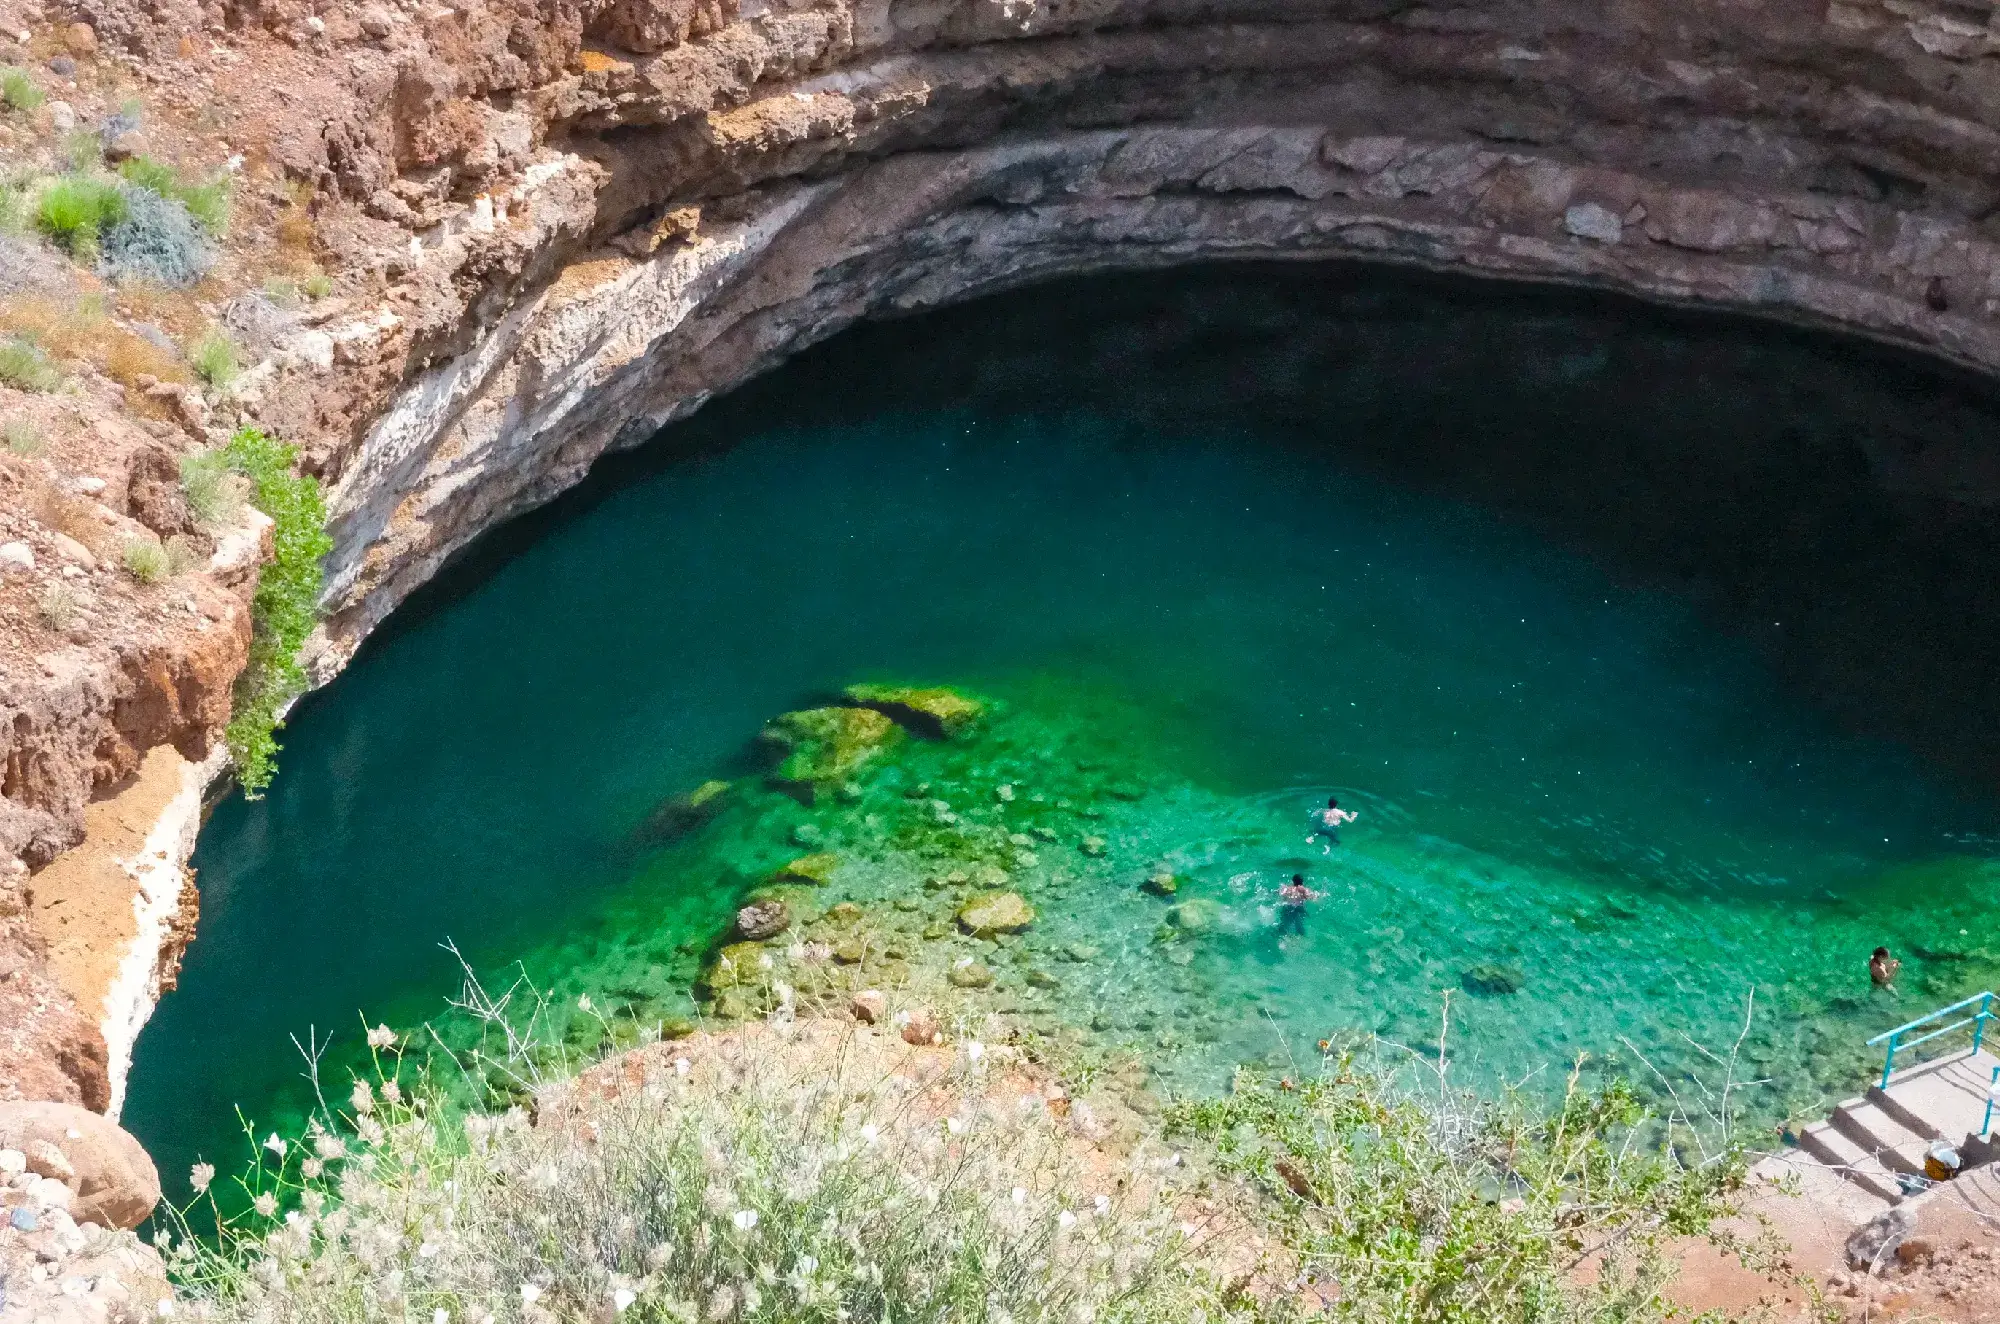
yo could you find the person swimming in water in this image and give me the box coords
[1309,796,1359,853]
[1277,873,1322,938]
[1869,946,1901,991]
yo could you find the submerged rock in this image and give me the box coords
[843,683,986,739]
[760,706,902,795]
[735,898,791,942]
[1164,900,1221,934]
[1078,836,1107,857]
[1141,872,1179,897]
[773,852,839,886]
[949,960,995,988]
[1460,963,1526,996]
[957,890,1035,937]
[643,778,732,839]
[702,942,772,992]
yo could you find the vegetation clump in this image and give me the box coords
[2,416,42,455]
[0,67,43,113]
[844,683,987,739]
[179,446,246,527]
[165,1020,1230,1324]
[118,155,230,236]
[101,183,213,286]
[219,427,331,797]
[760,706,903,796]
[34,174,127,258]
[188,327,240,391]
[0,334,59,391]
[123,536,170,584]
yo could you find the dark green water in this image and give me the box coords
[126,266,2000,1194]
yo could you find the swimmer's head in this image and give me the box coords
[1327,796,1339,808]
[1292,874,1304,885]
[1873,946,1891,959]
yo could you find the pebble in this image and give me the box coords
[850,990,886,1024]
[995,784,1014,802]
[0,541,33,573]
[0,1150,24,1175]
[1078,836,1106,856]
[8,1208,35,1231]
[948,961,994,989]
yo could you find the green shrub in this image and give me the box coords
[123,536,170,584]
[0,68,42,113]
[1166,1058,1753,1324]
[179,447,244,527]
[118,155,230,237]
[301,270,333,299]
[116,155,176,196]
[0,336,59,391]
[188,327,239,391]
[220,427,331,797]
[35,175,127,259]
[165,533,204,577]
[3,417,43,455]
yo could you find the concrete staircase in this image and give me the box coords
[1794,1047,2000,1207]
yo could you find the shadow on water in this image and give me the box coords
[386,262,2000,795]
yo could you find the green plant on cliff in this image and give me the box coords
[221,426,330,798]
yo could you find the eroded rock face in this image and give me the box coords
[0,1100,162,1229]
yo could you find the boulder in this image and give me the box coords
[1141,872,1179,897]
[1460,963,1526,997]
[643,779,730,839]
[735,898,790,942]
[0,1102,160,1229]
[701,942,771,993]
[850,990,887,1024]
[948,960,994,988]
[772,852,838,886]
[842,684,986,739]
[900,1007,942,1046]
[957,891,1035,937]
[1164,900,1221,934]
[1845,1205,1916,1271]
[759,707,902,795]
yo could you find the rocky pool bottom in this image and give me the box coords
[401,679,1999,1156]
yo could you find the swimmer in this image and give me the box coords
[1277,873,1322,938]
[1869,946,1901,991]
[1308,796,1360,853]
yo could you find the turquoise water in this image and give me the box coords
[126,267,2000,1195]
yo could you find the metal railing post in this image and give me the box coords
[1986,1065,1998,1141]
[1882,1031,1898,1090]
[1977,993,1992,1056]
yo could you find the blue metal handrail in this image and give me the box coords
[1867,990,1995,1090]
[1985,1064,1998,1140]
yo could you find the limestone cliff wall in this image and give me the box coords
[10,0,2000,1114]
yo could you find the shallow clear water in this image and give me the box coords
[126,267,2000,1194]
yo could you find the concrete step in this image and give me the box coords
[1831,1095,1932,1176]
[1799,1120,1906,1204]
[1752,1150,1894,1222]
[1871,1047,1999,1147]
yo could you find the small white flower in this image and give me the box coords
[263,1134,287,1158]
[946,1116,964,1135]
[612,1288,636,1312]
[301,1158,323,1179]
[1010,1187,1026,1205]
[418,1241,439,1259]
[367,1024,396,1049]
[253,1193,278,1218]
[189,1162,215,1193]
[380,1079,402,1105]
[433,1311,450,1324]
[732,1209,759,1232]
[1057,1210,1076,1230]
[859,1123,879,1146]
[350,1080,374,1115]
[578,994,594,1013]
[1094,1194,1111,1216]
[674,1057,690,1077]
[156,1300,176,1317]
[520,1283,542,1305]
[964,1041,984,1064]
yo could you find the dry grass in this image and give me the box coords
[0,293,194,391]
[274,179,317,261]
[35,480,111,554]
